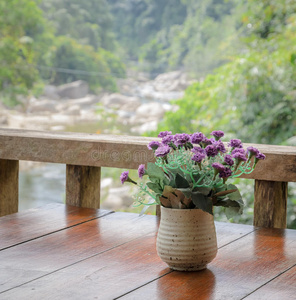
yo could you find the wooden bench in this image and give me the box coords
[0,128,295,228]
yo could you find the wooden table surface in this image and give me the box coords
[0,204,295,300]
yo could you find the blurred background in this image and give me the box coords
[0,0,295,227]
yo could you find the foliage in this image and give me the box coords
[156,1,296,145]
[0,0,126,105]
[121,130,265,218]
[40,0,116,51]
[39,0,126,91]
[108,0,187,61]
[140,0,241,74]
[0,0,53,106]
[108,0,241,75]
[48,37,125,92]
[154,0,296,228]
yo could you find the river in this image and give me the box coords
[16,73,186,211]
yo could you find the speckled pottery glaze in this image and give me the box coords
[156,206,217,271]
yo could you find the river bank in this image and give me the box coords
[2,71,193,212]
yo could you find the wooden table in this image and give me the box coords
[0,204,295,300]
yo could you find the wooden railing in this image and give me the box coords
[0,128,295,228]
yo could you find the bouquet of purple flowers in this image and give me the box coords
[120,130,265,218]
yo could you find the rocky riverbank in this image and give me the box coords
[0,71,193,135]
[2,71,194,212]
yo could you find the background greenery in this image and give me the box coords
[0,0,295,227]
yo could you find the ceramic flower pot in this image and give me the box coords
[156,206,217,271]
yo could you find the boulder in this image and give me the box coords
[120,100,141,112]
[135,102,165,119]
[28,100,59,113]
[43,85,60,100]
[154,71,182,82]
[131,120,158,134]
[101,186,133,210]
[153,71,191,92]
[101,93,140,109]
[64,105,81,116]
[0,111,8,125]
[67,95,99,108]
[57,80,89,99]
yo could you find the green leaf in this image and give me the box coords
[175,173,190,188]
[225,205,244,219]
[191,192,213,215]
[226,184,242,201]
[195,186,212,196]
[214,188,244,219]
[178,188,192,199]
[147,162,165,180]
[146,181,163,194]
[163,174,170,186]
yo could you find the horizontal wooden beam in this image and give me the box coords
[0,128,295,182]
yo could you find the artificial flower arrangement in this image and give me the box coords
[120,130,265,218]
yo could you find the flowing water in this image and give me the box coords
[19,163,66,211]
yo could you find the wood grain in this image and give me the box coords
[0,217,255,299]
[119,227,296,300]
[0,159,19,217]
[254,180,288,228]
[0,203,111,250]
[244,265,296,300]
[1,208,295,300]
[0,128,295,181]
[66,165,101,209]
[0,212,159,293]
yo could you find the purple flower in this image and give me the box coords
[205,145,218,157]
[224,154,234,166]
[174,133,191,147]
[155,145,171,157]
[247,146,260,157]
[191,153,206,163]
[138,164,145,179]
[191,146,206,155]
[228,139,243,148]
[232,152,247,162]
[211,130,224,140]
[158,131,172,138]
[214,140,226,153]
[212,162,225,171]
[219,167,232,178]
[203,138,213,146]
[255,152,266,160]
[232,148,246,155]
[147,141,161,150]
[120,171,129,184]
[162,135,174,145]
[191,132,206,144]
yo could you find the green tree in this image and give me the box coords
[143,0,241,75]
[50,37,125,92]
[40,0,126,91]
[108,0,187,61]
[0,0,53,106]
[156,0,296,145]
[41,0,116,51]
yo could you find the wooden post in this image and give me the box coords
[254,179,288,229]
[66,165,101,209]
[0,159,19,217]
